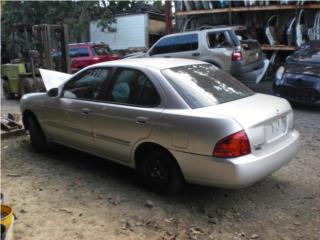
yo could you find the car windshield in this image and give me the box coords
[288,41,320,63]
[92,45,113,55]
[162,64,254,108]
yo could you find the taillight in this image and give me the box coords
[213,130,251,158]
[231,50,243,61]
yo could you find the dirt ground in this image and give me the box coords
[1,90,320,240]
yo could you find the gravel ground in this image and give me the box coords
[1,86,320,240]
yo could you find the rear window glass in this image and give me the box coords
[162,64,254,108]
[207,31,233,48]
[92,45,113,56]
[69,47,90,57]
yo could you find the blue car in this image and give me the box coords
[274,41,320,106]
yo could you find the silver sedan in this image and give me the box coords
[20,58,300,194]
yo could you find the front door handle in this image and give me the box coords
[81,108,91,115]
[136,116,148,124]
[192,52,200,56]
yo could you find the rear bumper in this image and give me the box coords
[172,130,300,188]
[233,59,270,84]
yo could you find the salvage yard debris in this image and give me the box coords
[1,113,22,131]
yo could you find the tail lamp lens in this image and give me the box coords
[231,50,243,61]
[213,130,251,158]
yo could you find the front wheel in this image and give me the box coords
[26,116,49,152]
[141,150,184,195]
[2,79,14,99]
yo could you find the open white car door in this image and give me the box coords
[39,69,72,91]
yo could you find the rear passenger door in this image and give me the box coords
[92,68,164,163]
[148,33,200,59]
[206,31,234,72]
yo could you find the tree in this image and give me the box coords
[1,1,115,43]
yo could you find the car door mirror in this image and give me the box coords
[47,88,59,97]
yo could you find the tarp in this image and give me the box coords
[39,69,72,91]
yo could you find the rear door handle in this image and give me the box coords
[81,108,91,115]
[192,52,200,56]
[136,116,148,124]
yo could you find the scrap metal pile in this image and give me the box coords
[175,1,320,47]
[1,114,22,132]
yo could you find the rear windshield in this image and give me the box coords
[92,45,113,56]
[162,64,254,108]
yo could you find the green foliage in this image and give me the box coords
[108,1,164,13]
[1,1,114,43]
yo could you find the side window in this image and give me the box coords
[151,34,198,55]
[108,69,160,107]
[207,31,232,48]
[151,37,176,55]
[136,74,160,106]
[63,68,109,100]
[175,34,198,52]
[69,47,90,57]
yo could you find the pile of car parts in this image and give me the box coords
[1,114,22,132]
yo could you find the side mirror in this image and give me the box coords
[236,35,243,41]
[47,88,59,97]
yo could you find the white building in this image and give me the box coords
[90,13,165,51]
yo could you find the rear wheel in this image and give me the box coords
[141,150,184,195]
[26,116,49,152]
[2,79,14,99]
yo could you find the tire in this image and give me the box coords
[19,78,33,97]
[141,150,184,195]
[26,116,49,152]
[2,79,14,99]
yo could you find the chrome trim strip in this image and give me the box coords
[46,122,92,137]
[95,133,131,146]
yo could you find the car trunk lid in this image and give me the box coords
[196,93,293,154]
[240,40,263,64]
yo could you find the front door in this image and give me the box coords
[43,68,111,150]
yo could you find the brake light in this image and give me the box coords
[231,50,243,61]
[213,130,251,158]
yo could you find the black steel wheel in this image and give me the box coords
[141,150,184,195]
[26,116,49,152]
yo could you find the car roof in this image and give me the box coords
[164,26,233,36]
[69,42,109,47]
[92,58,207,70]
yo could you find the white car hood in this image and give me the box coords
[39,69,72,91]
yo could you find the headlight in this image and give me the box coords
[275,66,285,80]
